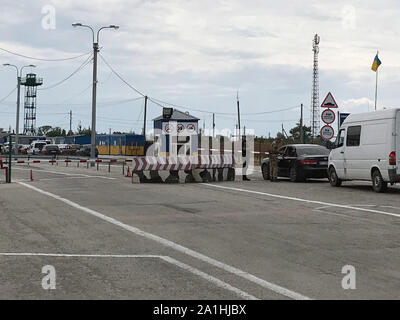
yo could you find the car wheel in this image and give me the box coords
[262,163,270,180]
[372,169,387,193]
[328,166,342,187]
[290,164,304,182]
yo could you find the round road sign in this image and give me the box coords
[321,109,335,124]
[320,125,334,140]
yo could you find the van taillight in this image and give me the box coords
[389,151,396,165]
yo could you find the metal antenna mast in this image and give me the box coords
[311,34,320,139]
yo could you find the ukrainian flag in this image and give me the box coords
[371,54,381,72]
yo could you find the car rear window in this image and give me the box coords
[296,146,330,156]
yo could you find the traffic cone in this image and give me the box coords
[125,166,132,178]
[30,170,33,181]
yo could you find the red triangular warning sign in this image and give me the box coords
[321,92,338,108]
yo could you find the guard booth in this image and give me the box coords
[153,109,199,156]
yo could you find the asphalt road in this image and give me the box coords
[1,162,400,299]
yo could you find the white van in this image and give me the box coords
[328,108,400,192]
[28,140,47,155]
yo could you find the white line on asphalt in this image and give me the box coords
[203,184,400,219]
[13,167,115,180]
[18,182,309,300]
[0,253,257,300]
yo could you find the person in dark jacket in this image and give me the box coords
[242,137,250,181]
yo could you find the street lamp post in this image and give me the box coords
[3,64,36,154]
[72,23,119,160]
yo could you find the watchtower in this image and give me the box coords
[21,73,43,135]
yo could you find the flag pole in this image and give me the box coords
[374,51,379,111]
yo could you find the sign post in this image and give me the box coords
[320,92,338,141]
[321,109,335,124]
[320,125,334,141]
[7,135,12,183]
[321,92,338,108]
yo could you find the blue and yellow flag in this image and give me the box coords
[371,54,381,72]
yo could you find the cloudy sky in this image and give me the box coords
[0,0,399,137]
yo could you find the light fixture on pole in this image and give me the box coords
[72,23,119,160]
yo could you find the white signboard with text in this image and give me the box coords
[162,122,198,136]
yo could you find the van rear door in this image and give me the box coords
[396,111,400,175]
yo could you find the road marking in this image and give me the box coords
[13,167,115,180]
[204,184,400,219]
[0,253,256,300]
[18,182,309,300]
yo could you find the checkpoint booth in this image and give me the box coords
[153,108,199,156]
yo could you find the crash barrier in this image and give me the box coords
[2,158,133,173]
[129,155,235,184]
[3,155,240,184]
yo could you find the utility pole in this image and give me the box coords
[91,41,98,160]
[72,23,119,160]
[143,96,148,138]
[69,110,72,134]
[16,76,21,151]
[212,113,215,138]
[236,91,241,138]
[300,103,304,143]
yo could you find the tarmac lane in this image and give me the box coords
[1,164,400,299]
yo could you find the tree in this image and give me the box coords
[76,122,91,136]
[289,122,312,143]
[46,127,64,137]
[38,125,53,136]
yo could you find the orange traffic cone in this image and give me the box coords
[125,166,132,178]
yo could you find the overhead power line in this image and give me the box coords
[97,52,301,118]
[0,86,17,104]
[0,46,92,62]
[149,96,299,115]
[98,53,146,97]
[38,54,93,91]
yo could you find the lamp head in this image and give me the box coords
[72,23,82,27]
[109,25,119,29]
[3,63,10,66]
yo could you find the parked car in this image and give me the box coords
[27,141,47,155]
[57,144,69,153]
[76,144,99,157]
[62,144,81,156]
[261,144,330,182]
[328,108,400,192]
[18,144,31,154]
[42,144,61,156]
[1,142,16,154]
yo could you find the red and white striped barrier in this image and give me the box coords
[130,155,234,171]
[132,156,192,171]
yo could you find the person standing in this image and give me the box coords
[269,138,281,181]
[242,137,250,181]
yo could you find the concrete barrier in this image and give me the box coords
[130,155,235,184]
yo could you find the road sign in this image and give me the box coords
[320,125,334,140]
[339,113,350,126]
[321,92,338,108]
[321,109,335,124]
